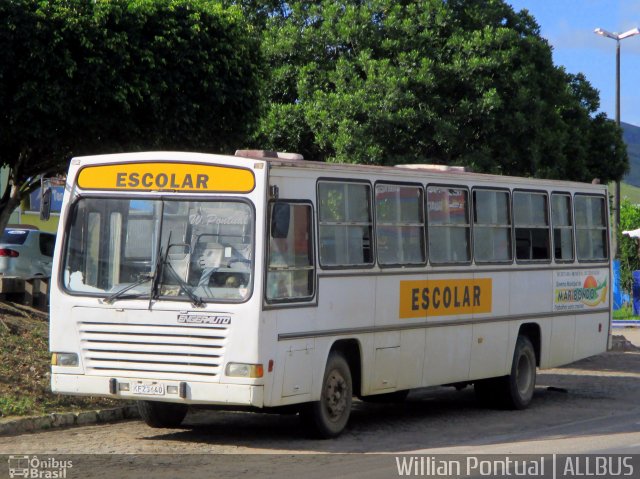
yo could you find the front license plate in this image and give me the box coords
[132,383,165,396]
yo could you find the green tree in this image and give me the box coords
[0,0,263,232]
[247,0,628,180]
[618,199,640,293]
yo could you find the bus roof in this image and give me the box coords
[70,150,607,192]
[259,156,607,191]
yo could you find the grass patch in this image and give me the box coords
[0,303,123,418]
[612,303,639,320]
[0,395,36,416]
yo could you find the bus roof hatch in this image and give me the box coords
[235,150,304,161]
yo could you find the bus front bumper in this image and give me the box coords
[51,374,264,407]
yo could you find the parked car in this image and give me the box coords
[0,227,56,278]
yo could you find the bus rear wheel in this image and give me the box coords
[138,401,188,428]
[303,352,353,438]
[505,335,537,409]
[474,335,536,409]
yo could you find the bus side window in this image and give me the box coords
[267,202,315,302]
[473,189,512,263]
[513,191,550,262]
[551,193,574,262]
[575,195,608,261]
[375,184,426,266]
[318,181,373,267]
[426,186,471,264]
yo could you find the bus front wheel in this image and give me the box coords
[138,400,188,428]
[303,352,353,438]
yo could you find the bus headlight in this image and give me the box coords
[51,353,79,367]
[225,363,263,378]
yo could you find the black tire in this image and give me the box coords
[137,401,188,428]
[359,390,409,403]
[474,335,537,409]
[302,352,353,438]
[504,335,537,409]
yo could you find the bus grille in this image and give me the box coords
[79,321,227,382]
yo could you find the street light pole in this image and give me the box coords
[594,27,640,258]
[615,37,620,246]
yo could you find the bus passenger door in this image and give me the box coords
[265,199,318,402]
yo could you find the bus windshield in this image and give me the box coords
[62,197,254,303]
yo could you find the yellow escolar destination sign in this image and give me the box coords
[399,279,492,318]
[77,162,255,193]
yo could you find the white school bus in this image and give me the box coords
[49,150,611,437]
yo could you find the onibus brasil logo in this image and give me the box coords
[555,275,608,307]
[8,455,73,478]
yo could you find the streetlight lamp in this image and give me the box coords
[594,27,640,257]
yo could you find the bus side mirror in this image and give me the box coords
[271,203,290,239]
[40,185,52,221]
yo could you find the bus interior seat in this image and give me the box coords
[167,253,189,281]
[166,244,191,281]
[196,242,225,269]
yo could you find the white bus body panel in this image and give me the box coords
[50,153,611,410]
[268,166,610,404]
[50,152,269,407]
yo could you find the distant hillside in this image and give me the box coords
[622,122,640,187]
[620,182,640,203]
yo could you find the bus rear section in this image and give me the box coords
[49,152,269,427]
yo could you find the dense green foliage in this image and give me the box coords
[619,199,640,292]
[247,0,628,181]
[0,0,262,230]
[0,0,631,232]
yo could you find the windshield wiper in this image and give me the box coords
[163,260,206,308]
[102,273,153,304]
[148,237,205,309]
[148,242,166,310]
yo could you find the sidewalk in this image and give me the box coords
[612,324,640,347]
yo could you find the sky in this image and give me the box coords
[507,0,640,127]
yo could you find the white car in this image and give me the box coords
[0,228,56,278]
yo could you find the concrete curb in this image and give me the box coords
[0,405,140,437]
[612,320,640,327]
